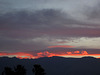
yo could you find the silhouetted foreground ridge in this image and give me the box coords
[0,56,100,75]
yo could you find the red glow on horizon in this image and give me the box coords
[0,50,100,59]
[0,52,35,59]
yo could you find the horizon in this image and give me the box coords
[1,48,100,59]
[0,55,98,59]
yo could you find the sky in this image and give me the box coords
[0,0,100,59]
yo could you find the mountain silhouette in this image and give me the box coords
[0,56,100,75]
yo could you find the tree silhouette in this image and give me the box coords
[14,65,26,75]
[2,67,14,75]
[32,64,46,75]
[2,64,46,75]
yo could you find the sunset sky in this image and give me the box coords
[0,0,100,59]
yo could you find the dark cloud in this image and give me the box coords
[0,9,79,38]
[0,37,49,52]
[0,9,100,39]
[0,9,76,28]
[86,3,100,19]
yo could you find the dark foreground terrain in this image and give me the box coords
[0,56,100,75]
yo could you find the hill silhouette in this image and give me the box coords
[0,56,100,75]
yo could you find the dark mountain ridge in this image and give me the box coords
[0,56,100,75]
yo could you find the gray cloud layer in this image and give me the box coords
[0,0,100,51]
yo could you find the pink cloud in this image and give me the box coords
[48,45,75,48]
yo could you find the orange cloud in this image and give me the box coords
[81,51,88,55]
[66,52,72,55]
[35,51,89,58]
[74,51,80,54]
[48,45,75,48]
[37,51,57,58]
